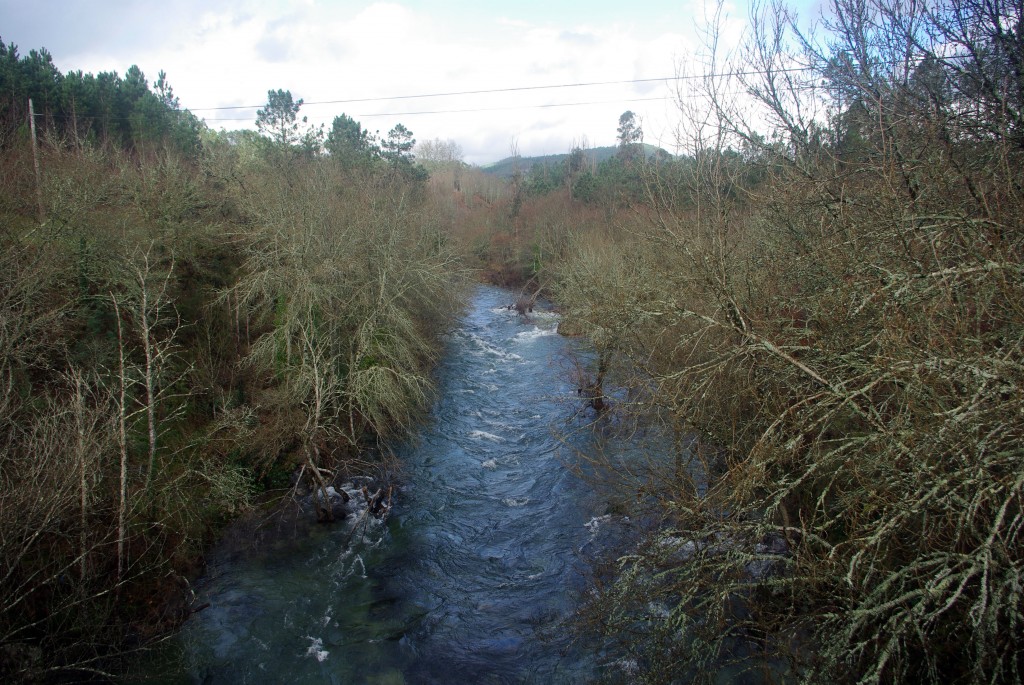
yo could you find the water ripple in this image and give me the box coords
[153,285,605,684]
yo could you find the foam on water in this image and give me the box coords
[584,514,612,534]
[530,310,561,321]
[305,636,329,662]
[515,327,557,342]
[467,332,523,361]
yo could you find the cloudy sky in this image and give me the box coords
[1,0,820,165]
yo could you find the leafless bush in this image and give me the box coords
[563,1,1024,682]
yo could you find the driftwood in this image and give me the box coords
[361,485,393,518]
[508,279,547,317]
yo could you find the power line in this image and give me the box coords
[201,95,677,122]
[187,67,813,112]
[14,62,801,125]
[190,77,678,111]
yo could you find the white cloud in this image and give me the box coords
[2,0,720,164]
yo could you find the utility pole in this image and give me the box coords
[28,98,44,223]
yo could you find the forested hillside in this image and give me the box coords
[0,45,467,681]
[483,141,668,177]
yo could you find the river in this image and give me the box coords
[147,285,616,684]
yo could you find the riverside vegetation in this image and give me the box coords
[0,46,467,681]
[453,0,1024,683]
[2,0,1024,681]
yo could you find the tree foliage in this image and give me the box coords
[616,110,642,162]
[326,112,376,165]
[0,40,202,155]
[255,88,305,147]
[381,123,415,165]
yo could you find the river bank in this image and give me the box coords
[134,284,631,684]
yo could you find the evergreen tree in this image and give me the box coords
[255,89,305,146]
[381,123,415,166]
[326,113,377,165]
[616,110,643,162]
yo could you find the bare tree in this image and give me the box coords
[563,1,1024,682]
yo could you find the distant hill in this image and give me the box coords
[482,144,669,178]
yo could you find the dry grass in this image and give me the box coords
[558,1,1024,682]
[0,132,468,679]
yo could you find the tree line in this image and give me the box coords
[0,40,203,155]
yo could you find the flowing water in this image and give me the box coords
[150,285,616,684]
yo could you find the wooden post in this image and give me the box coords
[28,98,44,223]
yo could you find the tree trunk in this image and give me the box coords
[112,293,128,581]
[139,276,158,494]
